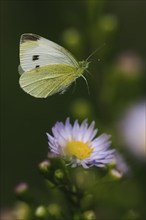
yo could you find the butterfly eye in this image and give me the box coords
[32,55,39,61]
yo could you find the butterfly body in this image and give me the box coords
[19,33,89,98]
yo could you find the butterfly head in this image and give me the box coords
[79,60,90,71]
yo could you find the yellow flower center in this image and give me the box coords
[66,140,93,160]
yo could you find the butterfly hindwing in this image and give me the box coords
[19,64,78,98]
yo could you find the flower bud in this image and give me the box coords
[15,183,28,195]
[80,194,93,210]
[70,99,93,120]
[14,202,32,220]
[116,52,144,76]
[15,183,32,202]
[47,203,61,217]
[38,160,51,174]
[54,169,64,180]
[35,206,47,218]
[110,168,123,179]
[61,28,83,57]
[0,209,15,220]
[98,14,118,33]
[82,210,96,220]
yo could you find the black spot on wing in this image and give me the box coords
[32,55,39,61]
[21,34,40,43]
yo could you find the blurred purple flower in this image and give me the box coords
[119,101,145,160]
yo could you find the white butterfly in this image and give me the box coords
[19,33,90,98]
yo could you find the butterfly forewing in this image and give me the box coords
[20,33,79,72]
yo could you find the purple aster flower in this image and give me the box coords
[47,118,115,169]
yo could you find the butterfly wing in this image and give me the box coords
[20,33,79,72]
[19,64,78,98]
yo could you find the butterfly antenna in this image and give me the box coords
[81,75,90,95]
[86,43,106,62]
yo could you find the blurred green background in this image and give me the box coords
[0,0,145,217]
